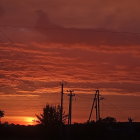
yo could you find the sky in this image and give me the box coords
[0,0,140,124]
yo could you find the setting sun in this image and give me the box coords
[3,116,36,125]
[24,117,36,125]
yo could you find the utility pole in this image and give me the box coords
[95,90,100,122]
[60,82,64,123]
[97,90,100,121]
[88,93,97,122]
[67,90,75,125]
[95,97,98,122]
[95,90,100,121]
[88,90,102,122]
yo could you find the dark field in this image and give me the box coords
[0,122,140,140]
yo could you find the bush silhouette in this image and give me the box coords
[36,104,67,127]
[128,117,133,123]
[100,116,117,123]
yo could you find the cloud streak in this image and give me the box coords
[0,41,140,96]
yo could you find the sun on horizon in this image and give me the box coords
[3,116,37,125]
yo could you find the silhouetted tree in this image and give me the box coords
[100,116,117,123]
[36,104,67,127]
[0,110,4,124]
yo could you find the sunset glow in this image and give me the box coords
[24,117,36,125]
[0,0,140,125]
[3,116,36,125]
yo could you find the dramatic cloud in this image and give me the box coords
[0,0,140,31]
[0,0,140,123]
[0,42,140,96]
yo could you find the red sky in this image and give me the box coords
[0,0,140,124]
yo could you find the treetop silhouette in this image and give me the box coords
[36,104,67,127]
[0,110,4,124]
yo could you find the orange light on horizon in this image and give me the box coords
[3,116,37,125]
[24,117,37,125]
